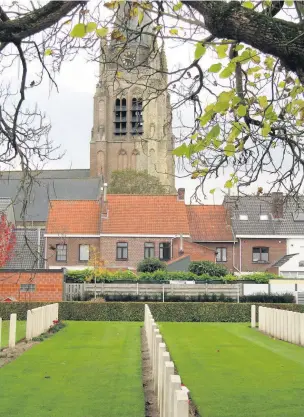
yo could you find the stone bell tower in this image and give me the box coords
[90,2,175,191]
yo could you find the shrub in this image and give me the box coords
[240,292,294,303]
[1,302,304,322]
[189,261,228,277]
[137,258,167,273]
[65,269,137,283]
[104,293,234,302]
[237,273,281,283]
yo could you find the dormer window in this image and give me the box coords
[260,214,269,220]
[239,214,248,220]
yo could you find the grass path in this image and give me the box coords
[0,322,145,417]
[160,322,304,417]
[1,321,26,348]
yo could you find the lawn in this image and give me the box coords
[0,322,145,417]
[1,321,26,348]
[160,322,304,417]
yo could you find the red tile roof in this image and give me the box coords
[46,200,100,234]
[187,205,234,242]
[102,195,189,235]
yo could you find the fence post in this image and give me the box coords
[137,282,139,296]
[300,313,304,347]
[251,305,256,328]
[173,389,189,417]
[237,285,240,303]
[9,313,17,348]
[162,284,165,303]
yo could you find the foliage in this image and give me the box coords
[32,321,66,342]
[160,322,304,417]
[240,293,294,303]
[189,261,228,277]
[108,170,168,194]
[0,322,145,417]
[65,269,137,283]
[137,258,167,273]
[104,293,234,302]
[237,272,281,283]
[0,214,16,267]
[1,302,304,322]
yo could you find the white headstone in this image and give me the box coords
[9,313,17,348]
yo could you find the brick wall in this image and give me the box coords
[172,239,215,262]
[46,237,100,268]
[201,242,235,272]
[100,237,172,269]
[235,238,287,272]
[0,270,63,302]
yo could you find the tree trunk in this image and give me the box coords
[184,1,304,81]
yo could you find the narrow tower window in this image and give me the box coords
[114,98,127,136]
[131,98,143,135]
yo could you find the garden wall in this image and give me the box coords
[1,302,304,321]
[0,270,64,302]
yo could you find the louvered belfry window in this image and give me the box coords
[114,98,127,135]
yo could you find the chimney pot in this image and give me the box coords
[177,188,185,201]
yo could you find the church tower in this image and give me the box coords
[90,2,175,190]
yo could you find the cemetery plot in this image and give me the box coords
[160,322,304,417]
[0,321,145,417]
[1,320,26,348]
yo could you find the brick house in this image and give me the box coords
[224,193,304,274]
[45,189,216,270]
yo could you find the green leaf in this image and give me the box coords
[86,22,97,33]
[44,49,53,56]
[210,188,216,194]
[104,1,119,9]
[219,63,236,78]
[237,105,247,117]
[265,56,275,70]
[214,101,230,112]
[258,96,268,109]
[138,11,144,25]
[243,1,254,8]
[216,44,228,59]
[231,96,241,106]
[251,54,261,64]
[235,44,244,52]
[224,179,233,188]
[247,66,261,75]
[285,0,293,6]
[208,63,222,73]
[206,123,220,140]
[173,2,183,11]
[224,144,236,157]
[169,28,178,35]
[213,138,221,148]
[261,123,271,136]
[70,23,86,38]
[218,91,234,102]
[172,143,188,157]
[278,81,286,88]
[153,25,162,31]
[96,27,108,37]
[195,43,206,60]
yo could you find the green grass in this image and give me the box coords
[1,321,26,348]
[0,322,145,417]
[160,322,304,417]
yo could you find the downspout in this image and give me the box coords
[37,227,41,268]
[239,238,242,273]
[44,235,48,269]
[232,228,240,273]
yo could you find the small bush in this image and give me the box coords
[189,261,228,277]
[238,273,281,283]
[240,292,294,303]
[137,258,167,273]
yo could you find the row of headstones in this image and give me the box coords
[251,305,304,346]
[26,304,59,340]
[144,304,189,417]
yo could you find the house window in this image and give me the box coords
[144,243,155,259]
[252,247,269,263]
[114,98,127,136]
[131,97,143,135]
[159,242,171,261]
[239,214,248,220]
[216,247,227,262]
[117,242,128,260]
[260,214,269,220]
[79,244,90,261]
[56,244,67,262]
[20,284,36,292]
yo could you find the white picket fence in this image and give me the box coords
[253,305,304,346]
[144,304,189,417]
[26,303,59,340]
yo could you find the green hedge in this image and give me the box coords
[189,261,228,277]
[1,302,304,322]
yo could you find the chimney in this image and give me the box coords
[177,188,185,201]
[103,182,108,202]
[179,234,184,254]
[271,192,284,219]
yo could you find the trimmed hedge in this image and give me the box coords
[137,258,167,273]
[189,261,228,277]
[1,302,304,322]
